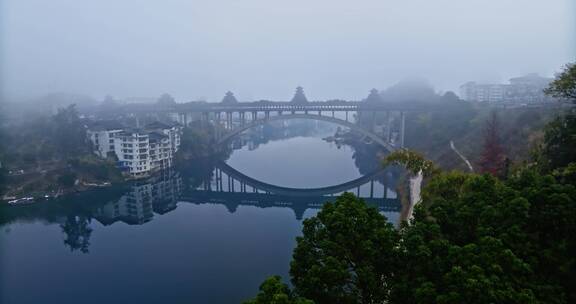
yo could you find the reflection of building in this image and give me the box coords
[459,73,553,104]
[94,172,182,225]
[87,121,182,177]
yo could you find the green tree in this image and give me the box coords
[391,170,575,304]
[157,93,177,106]
[539,113,576,171]
[544,63,576,102]
[52,104,90,157]
[539,62,576,171]
[244,276,313,304]
[290,193,399,304]
[383,149,439,177]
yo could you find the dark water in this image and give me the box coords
[0,121,400,304]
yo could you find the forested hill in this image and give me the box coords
[403,102,562,171]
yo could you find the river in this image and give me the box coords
[0,120,400,304]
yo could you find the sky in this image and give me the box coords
[1,0,575,102]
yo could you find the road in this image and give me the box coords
[450,140,474,172]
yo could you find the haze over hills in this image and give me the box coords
[1,0,574,102]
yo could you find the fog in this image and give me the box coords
[1,0,574,102]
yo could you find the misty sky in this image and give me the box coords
[1,0,574,102]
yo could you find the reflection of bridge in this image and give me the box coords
[180,191,401,221]
[178,161,402,220]
[212,161,394,197]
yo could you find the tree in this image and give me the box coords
[52,104,90,158]
[544,63,576,102]
[383,149,439,177]
[539,113,576,171]
[390,170,574,304]
[478,111,505,176]
[290,193,399,304]
[243,276,313,304]
[538,62,576,171]
[157,93,177,106]
[248,167,575,303]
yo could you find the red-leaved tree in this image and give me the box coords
[478,111,505,176]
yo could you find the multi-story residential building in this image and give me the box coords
[114,129,152,177]
[459,82,507,103]
[87,120,182,178]
[459,73,553,104]
[86,120,125,158]
[505,73,554,103]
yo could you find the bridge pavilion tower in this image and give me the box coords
[290,86,308,103]
[365,88,383,103]
[221,91,238,104]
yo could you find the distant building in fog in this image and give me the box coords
[459,73,553,104]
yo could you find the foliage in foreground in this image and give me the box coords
[243,62,576,304]
[544,63,576,101]
[245,168,575,304]
[383,149,438,177]
[290,193,399,304]
[243,276,313,304]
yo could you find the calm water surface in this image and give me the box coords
[0,124,399,304]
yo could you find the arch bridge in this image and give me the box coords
[173,103,408,150]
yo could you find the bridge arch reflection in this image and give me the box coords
[180,162,401,220]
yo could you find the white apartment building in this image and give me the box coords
[87,120,182,178]
[86,120,124,158]
[459,82,506,103]
[114,129,152,177]
[459,74,553,104]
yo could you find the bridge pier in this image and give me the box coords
[386,111,392,144]
[400,111,406,148]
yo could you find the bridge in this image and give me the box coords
[106,87,430,150]
[163,101,412,149]
[217,113,397,151]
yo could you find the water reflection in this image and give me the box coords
[1,120,403,304]
[2,119,402,256]
[60,215,92,253]
[94,171,183,226]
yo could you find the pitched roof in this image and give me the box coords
[87,120,125,131]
